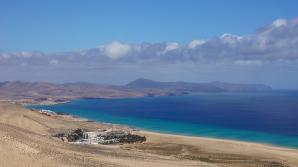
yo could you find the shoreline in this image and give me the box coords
[101,121,298,150]
[134,130,298,166]
[1,101,298,166]
[21,92,298,150]
[139,130,298,152]
[28,106,298,151]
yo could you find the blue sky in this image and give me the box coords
[1,0,298,89]
[1,0,298,52]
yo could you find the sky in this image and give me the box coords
[1,0,298,52]
[1,0,298,89]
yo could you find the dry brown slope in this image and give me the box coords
[0,102,216,167]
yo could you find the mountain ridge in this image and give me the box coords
[126,78,272,91]
[0,79,272,104]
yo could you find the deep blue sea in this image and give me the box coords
[27,91,298,148]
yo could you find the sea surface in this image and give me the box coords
[27,91,298,148]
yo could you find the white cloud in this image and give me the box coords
[220,33,243,46]
[188,40,206,49]
[1,17,298,67]
[162,42,179,54]
[103,41,131,59]
[272,19,287,27]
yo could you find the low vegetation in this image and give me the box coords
[103,133,146,144]
[53,128,146,144]
[66,129,84,142]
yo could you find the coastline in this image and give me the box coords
[139,130,298,152]
[67,114,298,151]
[1,101,297,166]
[134,130,298,166]
[26,101,298,150]
[29,105,298,151]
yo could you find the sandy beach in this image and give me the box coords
[0,101,297,167]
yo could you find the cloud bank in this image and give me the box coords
[2,18,298,65]
[1,18,298,88]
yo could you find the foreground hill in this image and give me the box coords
[0,79,272,104]
[0,102,297,167]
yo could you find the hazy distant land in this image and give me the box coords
[0,78,272,104]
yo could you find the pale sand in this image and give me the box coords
[0,101,297,167]
[137,131,298,165]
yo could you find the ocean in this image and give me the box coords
[27,91,298,148]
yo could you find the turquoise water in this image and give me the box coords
[27,91,298,148]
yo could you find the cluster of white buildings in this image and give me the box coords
[72,129,128,145]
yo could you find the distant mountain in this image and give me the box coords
[126,78,173,89]
[0,81,145,104]
[0,79,272,104]
[126,78,272,92]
